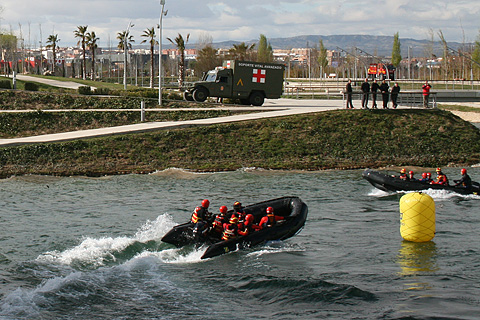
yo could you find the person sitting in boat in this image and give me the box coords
[221,213,239,241]
[233,201,246,223]
[397,168,409,180]
[212,205,228,236]
[408,171,416,181]
[190,199,211,224]
[426,172,433,183]
[453,168,472,190]
[418,172,427,182]
[238,214,256,236]
[258,207,285,229]
[431,168,449,185]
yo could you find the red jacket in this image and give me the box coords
[422,84,431,96]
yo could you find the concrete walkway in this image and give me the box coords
[0,99,344,147]
[2,74,92,90]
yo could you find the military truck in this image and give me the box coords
[184,60,285,106]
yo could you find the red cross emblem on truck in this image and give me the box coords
[252,69,266,83]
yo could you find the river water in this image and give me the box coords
[0,168,479,320]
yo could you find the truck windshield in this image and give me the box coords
[204,70,217,82]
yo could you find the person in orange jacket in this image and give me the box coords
[221,213,239,241]
[238,214,255,236]
[258,207,284,229]
[212,206,228,236]
[431,167,449,185]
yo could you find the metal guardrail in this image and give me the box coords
[341,91,437,108]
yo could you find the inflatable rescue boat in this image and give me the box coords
[362,169,480,195]
[161,196,308,259]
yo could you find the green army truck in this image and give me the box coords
[184,60,285,106]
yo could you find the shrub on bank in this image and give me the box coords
[24,82,39,91]
[0,80,12,89]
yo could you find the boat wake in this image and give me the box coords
[368,187,480,201]
[37,214,181,269]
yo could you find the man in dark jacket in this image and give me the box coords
[370,79,379,109]
[391,82,400,108]
[379,80,389,109]
[345,79,354,109]
[361,78,370,109]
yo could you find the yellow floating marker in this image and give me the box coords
[399,192,435,242]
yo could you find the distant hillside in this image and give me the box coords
[194,34,468,58]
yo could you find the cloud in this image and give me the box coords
[1,0,479,48]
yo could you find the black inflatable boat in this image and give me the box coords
[362,169,480,195]
[161,196,308,259]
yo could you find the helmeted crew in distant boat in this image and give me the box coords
[454,168,472,190]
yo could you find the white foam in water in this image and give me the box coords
[37,214,178,267]
[368,188,391,197]
[133,246,206,264]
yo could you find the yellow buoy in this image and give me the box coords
[399,192,435,242]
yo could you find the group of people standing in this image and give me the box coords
[190,199,284,243]
[345,78,400,109]
[345,79,433,109]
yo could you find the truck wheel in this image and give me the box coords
[249,92,265,106]
[193,87,208,102]
[183,91,194,101]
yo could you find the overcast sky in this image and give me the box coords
[1,0,479,48]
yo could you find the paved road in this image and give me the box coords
[0,99,345,147]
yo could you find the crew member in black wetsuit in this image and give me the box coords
[454,168,472,190]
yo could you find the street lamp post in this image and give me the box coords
[158,0,166,106]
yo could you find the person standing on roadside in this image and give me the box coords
[371,79,379,109]
[361,78,370,109]
[345,79,354,109]
[422,80,432,108]
[379,80,389,109]
[391,82,400,108]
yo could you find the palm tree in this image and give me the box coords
[229,42,256,61]
[86,31,99,80]
[46,34,60,74]
[117,30,135,88]
[167,33,190,89]
[74,25,88,80]
[141,27,158,88]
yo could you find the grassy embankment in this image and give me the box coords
[0,89,479,177]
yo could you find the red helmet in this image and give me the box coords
[400,168,406,174]
[436,168,441,172]
[461,168,467,175]
[233,201,242,209]
[245,214,254,224]
[219,205,228,214]
[408,171,414,175]
[201,199,210,208]
[426,172,432,178]
[194,206,201,213]
[266,207,274,215]
[422,172,427,179]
